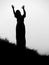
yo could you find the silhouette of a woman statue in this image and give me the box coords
[12,5,26,48]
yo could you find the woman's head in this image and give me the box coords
[15,10,21,18]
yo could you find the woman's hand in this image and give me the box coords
[11,5,14,9]
[22,5,25,9]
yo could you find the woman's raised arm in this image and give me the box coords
[22,5,26,18]
[11,5,16,17]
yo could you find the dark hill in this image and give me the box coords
[0,38,16,48]
[0,39,48,57]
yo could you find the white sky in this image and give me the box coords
[0,0,49,54]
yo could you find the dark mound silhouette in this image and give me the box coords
[0,39,48,57]
[0,39,16,48]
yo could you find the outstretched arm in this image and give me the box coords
[11,5,16,17]
[22,5,26,18]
